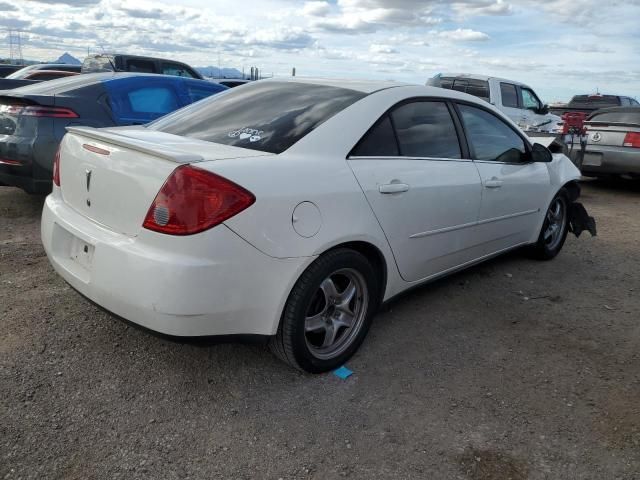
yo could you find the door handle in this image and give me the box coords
[379,182,410,194]
[484,178,503,189]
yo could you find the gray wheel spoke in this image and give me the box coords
[336,281,356,310]
[333,311,355,329]
[321,323,338,348]
[320,277,339,302]
[305,313,327,333]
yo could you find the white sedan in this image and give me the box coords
[41,78,595,372]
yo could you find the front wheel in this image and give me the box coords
[528,189,570,260]
[269,248,380,373]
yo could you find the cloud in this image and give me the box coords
[452,0,512,17]
[369,44,398,54]
[0,1,16,10]
[437,28,490,41]
[25,0,100,5]
[302,1,331,16]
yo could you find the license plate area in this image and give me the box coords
[70,236,94,270]
[582,152,602,167]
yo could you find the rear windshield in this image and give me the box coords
[589,111,640,124]
[82,55,117,73]
[147,81,367,154]
[438,77,490,102]
[569,95,620,108]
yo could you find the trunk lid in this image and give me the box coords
[584,122,640,147]
[59,126,272,236]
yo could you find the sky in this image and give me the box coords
[1,0,639,102]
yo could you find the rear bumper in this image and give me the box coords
[0,165,51,194]
[41,192,313,337]
[0,134,58,193]
[579,146,640,176]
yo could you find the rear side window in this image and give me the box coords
[351,116,399,157]
[391,101,461,158]
[458,104,526,162]
[147,81,366,154]
[500,83,519,108]
[439,78,490,102]
[106,79,184,125]
[128,87,178,114]
[126,59,156,73]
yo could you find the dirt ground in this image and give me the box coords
[1,180,639,480]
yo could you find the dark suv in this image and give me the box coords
[82,54,202,79]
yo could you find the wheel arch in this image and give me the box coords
[321,240,389,305]
[562,180,581,202]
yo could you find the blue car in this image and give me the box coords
[0,72,228,193]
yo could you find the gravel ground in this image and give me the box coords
[1,180,639,480]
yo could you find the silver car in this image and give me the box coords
[578,107,640,179]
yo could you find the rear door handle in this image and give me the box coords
[379,182,410,194]
[484,178,503,189]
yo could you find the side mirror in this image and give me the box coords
[531,143,553,163]
[537,104,549,115]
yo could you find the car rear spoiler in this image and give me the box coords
[66,126,204,164]
[583,120,640,128]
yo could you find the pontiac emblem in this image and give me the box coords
[86,169,92,191]
[591,132,602,143]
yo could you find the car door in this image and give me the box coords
[455,103,550,254]
[498,82,527,129]
[348,100,483,283]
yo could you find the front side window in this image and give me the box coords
[500,83,519,108]
[458,104,526,162]
[162,63,197,78]
[351,115,399,157]
[391,101,461,158]
[521,88,541,110]
[148,81,366,154]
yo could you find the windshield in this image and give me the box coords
[6,65,36,79]
[147,81,366,154]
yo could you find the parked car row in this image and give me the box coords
[427,73,562,134]
[0,73,228,193]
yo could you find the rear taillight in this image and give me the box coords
[623,132,640,148]
[52,146,61,187]
[143,165,255,236]
[1,104,78,118]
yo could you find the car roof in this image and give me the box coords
[3,72,205,96]
[436,72,530,87]
[260,76,412,94]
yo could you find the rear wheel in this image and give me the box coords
[528,189,569,260]
[269,248,380,373]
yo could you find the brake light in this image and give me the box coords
[52,146,61,187]
[0,104,78,118]
[623,132,640,148]
[143,165,255,235]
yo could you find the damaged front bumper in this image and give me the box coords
[568,202,597,237]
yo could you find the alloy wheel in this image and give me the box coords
[304,268,369,360]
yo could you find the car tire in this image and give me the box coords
[269,248,380,373]
[528,188,570,260]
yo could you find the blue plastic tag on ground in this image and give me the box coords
[333,366,353,379]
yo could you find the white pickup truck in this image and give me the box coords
[427,73,562,133]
